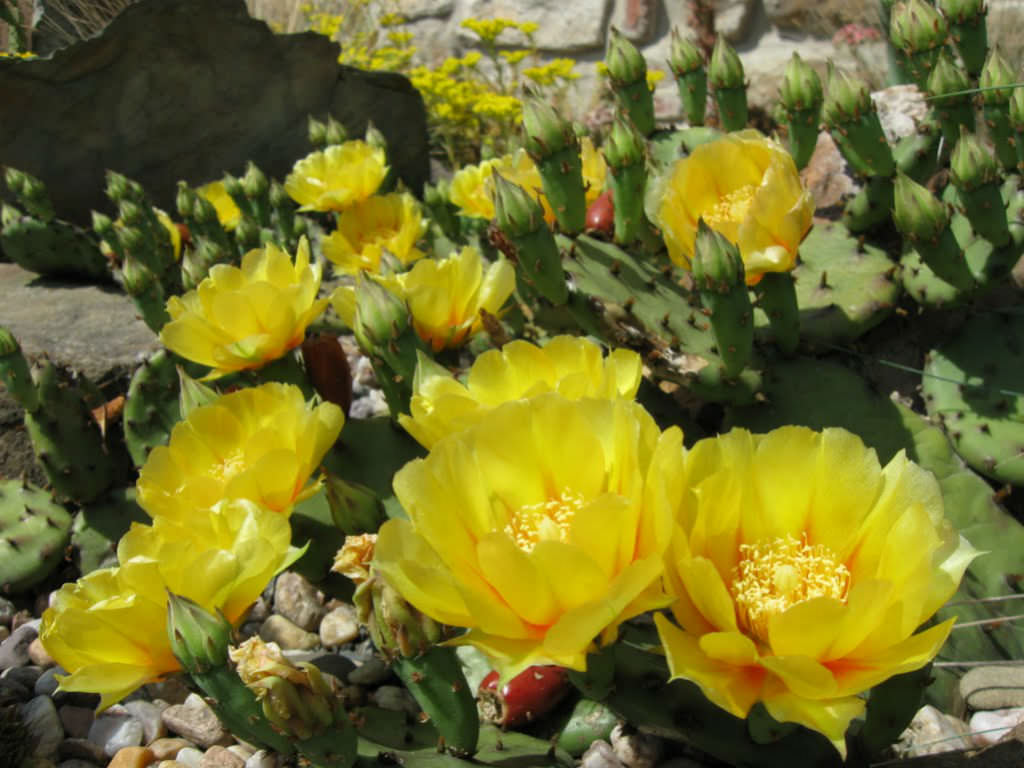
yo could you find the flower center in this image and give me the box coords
[702,185,756,231]
[505,490,585,552]
[729,533,850,645]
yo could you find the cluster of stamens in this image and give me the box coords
[504,490,586,552]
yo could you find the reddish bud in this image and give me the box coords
[301,333,353,415]
[585,189,615,234]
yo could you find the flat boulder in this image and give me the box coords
[0,0,429,228]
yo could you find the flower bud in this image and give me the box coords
[119,200,145,228]
[166,592,232,675]
[893,172,949,242]
[0,326,18,357]
[522,97,575,158]
[324,471,385,535]
[332,533,377,586]
[950,127,999,190]
[979,49,1015,105]
[780,52,823,112]
[308,116,328,148]
[4,167,27,197]
[176,181,198,220]
[177,366,220,419]
[120,253,157,297]
[1012,86,1024,131]
[269,180,290,210]
[937,0,985,23]
[668,29,703,76]
[105,171,130,204]
[192,194,220,227]
[890,0,948,54]
[926,48,969,101]
[353,275,410,353]
[325,116,348,146]
[492,172,545,237]
[603,111,645,169]
[709,34,744,89]
[91,211,117,242]
[605,26,646,86]
[223,174,245,204]
[354,571,444,661]
[692,219,745,291]
[242,162,269,200]
[823,65,872,123]
[364,121,388,152]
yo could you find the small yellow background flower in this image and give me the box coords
[654,426,976,753]
[40,498,301,709]
[399,335,642,449]
[160,237,328,378]
[284,140,389,212]
[197,181,243,231]
[137,382,344,520]
[375,394,682,680]
[450,139,606,224]
[322,192,427,274]
[648,130,814,284]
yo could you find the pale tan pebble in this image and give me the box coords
[27,637,55,667]
[107,746,157,768]
[156,762,188,768]
[149,737,196,761]
[198,744,246,768]
[226,744,255,761]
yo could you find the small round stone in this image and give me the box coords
[199,745,246,768]
[149,737,195,761]
[161,694,231,748]
[175,747,203,768]
[108,746,156,768]
[273,572,324,631]
[21,695,64,759]
[88,706,145,757]
[57,704,95,739]
[319,605,359,647]
[258,615,319,651]
[27,638,55,668]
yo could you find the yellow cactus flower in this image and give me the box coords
[40,498,302,710]
[197,180,242,231]
[375,394,682,680]
[322,192,428,274]
[580,136,607,206]
[393,246,515,352]
[450,149,549,222]
[654,426,977,754]
[137,382,344,520]
[160,237,328,378]
[399,335,642,449]
[284,140,389,212]
[647,130,814,285]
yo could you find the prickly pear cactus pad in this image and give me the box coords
[922,311,1024,486]
[0,479,73,593]
[763,222,899,345]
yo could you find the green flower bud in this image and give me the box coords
[1011,86,1024,131]
[492,172,545,237]
[979,49,1016,104]
[325,115,348,146]
[308,116,328,148]
[364,120,388,152]
[119,200,145,228]
[780,52,823,112]
[0,203,19,230]
[893,172,949,241]
[605,26,646,86]
[4,167,27,197]
[353,276,409,353]
[91,211,117,245]
[324,472,386,535]
[192,195,220,227]
[166,593,232,675]
[709,34,744,89]
[105,171,130,203]
[119,225,145,255]
[0,327,19,357]
[223,174,245,204]
[12,171,54,221]
[522,97,576,158]
[241,162,269,200]
[890,0,948,55]
[602,111,645,169]
[269,180,290,210]
[823,65,873,124]
[176,182,197,220]
[668,29,703,76]
[692,219,745,291]
[234,216,260,249]
[937,0,985,23]
[925,47,969,100]
[950,127,999,190]
[119,253,156,296]
[354,572,443,662]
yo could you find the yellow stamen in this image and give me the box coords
[702,185,756,231]
[730,533,850,645]
[505,490,585,552]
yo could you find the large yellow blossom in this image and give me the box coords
[399,335,642,449]
[647,130,814,284]
[160,237,328,378]
[284,140,389,212]
[322,192,428,274]
[40,498,302,710]
[375,394,682,680]
[654,426,977,753]
[449,139,605,225]
[137,383,344,520]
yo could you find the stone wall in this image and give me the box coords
[389,0,1024,123]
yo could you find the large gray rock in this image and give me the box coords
[0,0,429,229]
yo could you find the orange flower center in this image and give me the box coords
[730,533,850,645]
[505,490,585,552]
[702,185,756,234]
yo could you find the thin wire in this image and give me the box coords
[945,594,1024,608]
[934,659,1024,667]
[926,82,1024,100]
[952,612,1024,629]
[868,727,1017,766]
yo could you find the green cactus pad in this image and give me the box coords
[922,311,1024,486]
[757,222,898,344]
[1,205,110,282]
[71,487,149,574]
[647,126,721,171]
[0,479,73,594]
